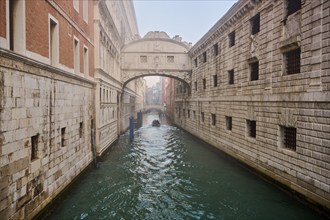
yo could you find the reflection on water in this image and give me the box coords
[45,113,325,220]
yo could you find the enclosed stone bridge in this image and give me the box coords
[121,31,192,89]
[143,104,164,112]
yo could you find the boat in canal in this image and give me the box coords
[152,119,160,127]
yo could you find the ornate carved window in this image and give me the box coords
[167,56,174,63]
[250,13,260,35]
[250,61,259,81]
[140,56,147,63]
[284,48,300,75]
[228,31,235,47]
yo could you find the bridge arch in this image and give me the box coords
[121,31,192,89]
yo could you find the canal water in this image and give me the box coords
[44,113,326,220]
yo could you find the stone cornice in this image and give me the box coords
[0,48,95,87]
[189,0,262,57]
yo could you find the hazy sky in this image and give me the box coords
[133,0,238,87]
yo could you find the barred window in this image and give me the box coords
[213,43,219,56]
[211,114,216,126]
[193,110,196,119]
[285,48,300,75]
[228,31,235,47]
[195,81,197,91]
[226,116,232,131]
[247,120,256,138]
[203,78,206,90]
[79,122,84,138]
[31,134,39,161]
[201,112,205,122]
[250,13,260,35]
[250,61,259,81]
[203,51,207,63]
[287,0,301,17]
[61,127,66,147]
[228,70,234,85]
[213,75,218,87]
[281,126,297,151]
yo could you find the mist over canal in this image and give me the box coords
[44,113,325,220]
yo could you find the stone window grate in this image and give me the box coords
[287,0,301,17]
[247,120,256,138]
[250,61,259,81]
[226,116,232,130]
[285,48,300,75]
[284,126,297,151]
[251,13,260,35]
[140,55,147,63]
[228,70,234,85]
[228,31,235,47]
[213,75,218,87]
[167,56,174,63]
[211,114,216,126]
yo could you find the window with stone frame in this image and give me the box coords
[226,116,232,131]
[195,81,197,91]
[193,110,196,119]
[31,134,39,161]
[213,74,218,87]
[79,122,84,138]
[284,48,300,75]
[203,51,207,63]
[201,112,205,122]
[280,125,297,151]
[228,69,234,85]
[250,13,260,35]
[140,55,147,63]
[61,127,66,147]
[250,61,259,81]
[211,114,216,126]
[194,58,198,67]
[203,78,206,90]
[286,0,301,17]
[183,109,186,117]
[167,56,174,63]
[213,43,219,56]
[188,110,190,118]
[228,31,235,47]
[246,120,256,138]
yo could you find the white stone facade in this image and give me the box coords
[175,0,330,211]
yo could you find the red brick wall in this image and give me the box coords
[0,0,6,38]
[25,0,94,75]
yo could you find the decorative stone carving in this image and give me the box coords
[278,108,298,127]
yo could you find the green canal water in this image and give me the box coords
[43,113,326,220]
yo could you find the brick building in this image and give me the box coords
[174,0,329,211]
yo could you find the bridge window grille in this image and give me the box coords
[140,55,147,63]
[211,114,216,126]
[213,43,219,56]
[167,56,174,63]
[194,58,198,67]
[201,112,205,122]
[281,126,297,151]
[213,75,218,87]
[228,69,234,85]
[228,31,235,47]
[250,61,259,81]
[250,13,260,35]
[203,78,206,90]
[226,116,232,131]
[287,0,301,17]
[31,134,39,161]
[247,120,256,138]
[285,48,300,75]
[203,51,207,63]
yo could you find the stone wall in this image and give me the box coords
[175,0,330,211]
[0,50,95,219]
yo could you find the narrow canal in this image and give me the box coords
[43,113,325,220]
